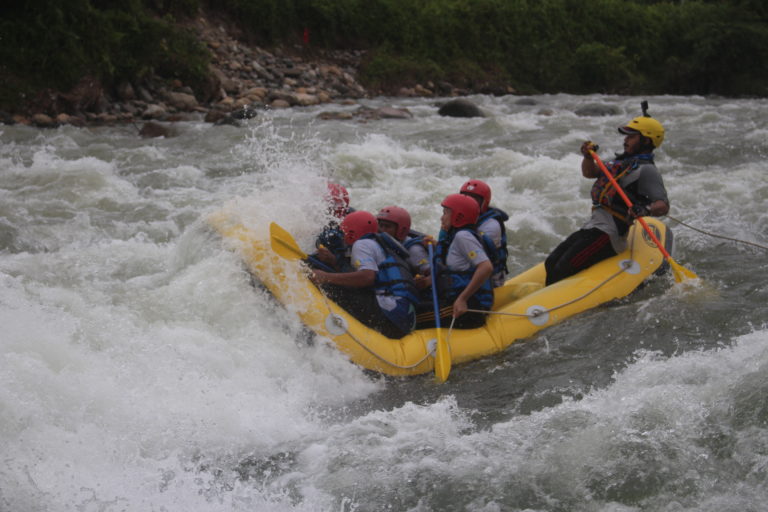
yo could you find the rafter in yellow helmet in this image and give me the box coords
[619,117,665,148]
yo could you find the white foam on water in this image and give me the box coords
[1,94,766,511]
[0,226,380,511]
[277,328,768,511]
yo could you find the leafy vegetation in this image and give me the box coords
[1,0,766,112]
[0,0,209,110]
[221,0,768,96]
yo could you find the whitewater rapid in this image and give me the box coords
[1,94,766,511]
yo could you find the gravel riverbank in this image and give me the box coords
[4,13,504,131]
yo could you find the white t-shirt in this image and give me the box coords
[351,238,384,272]
[477,217,501,248]
[445,230,489,271]
[350,238,401,312]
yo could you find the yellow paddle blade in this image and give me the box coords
[434,333,451,383]
[270,222,307,260]
[669,257,698,283]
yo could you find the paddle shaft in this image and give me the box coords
[428,243,450,382]
[428,244,442,330]
[588,150,672,260]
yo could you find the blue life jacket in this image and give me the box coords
[477,206,509,276]
[360,232,420,307]
[403,230,431,271]
[434,227,493,310]
[403,230,427,251]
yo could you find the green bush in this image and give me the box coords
[0,0,209,111]
[1,0,767,112]
[360,50,438,91]
[171,0,768,97]
[568,43,634,94]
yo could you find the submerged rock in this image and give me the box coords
[139,121,175,138]
[575,103,620,117]
[438,98,485,118]
[316,106,412,122]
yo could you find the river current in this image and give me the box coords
[1,94,767,511]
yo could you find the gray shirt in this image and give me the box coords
[445,230,490,271]
[583,160,668,252]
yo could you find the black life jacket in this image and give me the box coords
[316,221,344,254]
[315,207,357,271]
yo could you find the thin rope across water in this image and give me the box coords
[668,215,768,251]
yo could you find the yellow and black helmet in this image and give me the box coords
[618,116,665,148]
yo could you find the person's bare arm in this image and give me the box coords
[452,260,493,318]
[311,269,375,288]
[580,141,600,178]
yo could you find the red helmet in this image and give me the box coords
[340,210,377,245]
[376,205,411,241]
[441,193,479,228]
[326,183,350,218]
[460,179,491,212]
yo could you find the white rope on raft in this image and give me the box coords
[317,232,643,370]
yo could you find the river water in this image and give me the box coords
[1,94,767,511]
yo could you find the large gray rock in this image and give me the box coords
[574,103,620,117]
[378,106,413,119]
[32,113,55,127]
[116,81,135,101]
[165,92,198,111]
[438,98,485,118]
[142,104,167,119]
[139,121,174,138]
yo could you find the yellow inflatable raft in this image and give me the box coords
[210,213,672,378]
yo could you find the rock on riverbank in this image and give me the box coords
[4,13,506,129]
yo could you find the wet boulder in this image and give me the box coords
[574,103,620,117]
[209,105,259,127]
[437,98,485,118]
[139,121,175,138]
[378,106,413,119]
[165,91,199,111]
